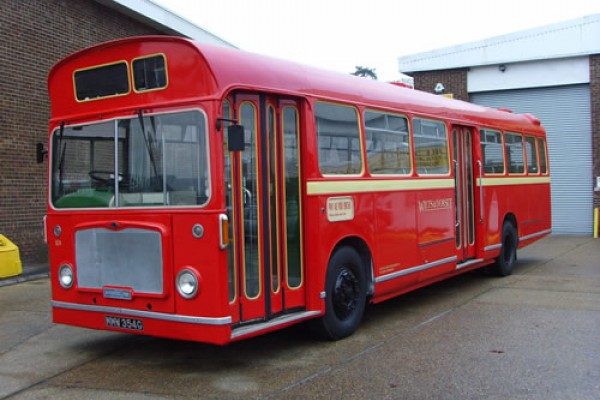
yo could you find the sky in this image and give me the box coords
[154,0,600,82]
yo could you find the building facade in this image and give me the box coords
[399,14,600,235]
[0,0,232,262]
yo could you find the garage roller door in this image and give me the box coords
[471,85,592,234]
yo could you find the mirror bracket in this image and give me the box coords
[36,142,48,164]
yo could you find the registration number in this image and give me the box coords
[105,316,144,331]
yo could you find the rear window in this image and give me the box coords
[538,138,548,174]
[74,62,129,101]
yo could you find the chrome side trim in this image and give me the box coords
[455,258,484,270]
[231,311,321,339]
[51,300,232,326]
[484,243,502,252]
[520,229,552,242]
[375,256,458,284]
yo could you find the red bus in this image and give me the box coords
[44,36,551,344]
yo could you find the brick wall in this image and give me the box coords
[410,69,469,101]
[591,55,600,209]
[0,0,165,262]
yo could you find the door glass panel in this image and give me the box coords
[452,130,460,248]
[222,100,236,302]
[240,103,260,299]
[465,131,474,244]
[268,106,279,292]
[283,107,302,288]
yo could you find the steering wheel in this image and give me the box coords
[89,170,123,185]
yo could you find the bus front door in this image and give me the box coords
[227,94,305,323]
[452,126,477,262]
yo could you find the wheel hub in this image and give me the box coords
[333,268,359,320]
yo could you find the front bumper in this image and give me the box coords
[52,301,233,345]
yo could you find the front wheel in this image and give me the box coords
[491,222,518,276]
[313,246,367,340]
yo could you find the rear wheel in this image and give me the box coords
[491,221,518,276]
[313,246,366,340]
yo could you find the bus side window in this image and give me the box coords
[525,136,539,174]
[364,110,411,175]
[504,133,525,174]
[480,129,504,174]
[413,118,449,175]
[315,102,363,175]
[538,138,548,174]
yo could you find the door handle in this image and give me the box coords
[243,187,252,205]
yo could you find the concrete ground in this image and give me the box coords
[0,235,598,399]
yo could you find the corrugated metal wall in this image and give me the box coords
[471,85,592,234]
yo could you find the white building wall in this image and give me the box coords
[467,57,590,92]
[398,14,600,73]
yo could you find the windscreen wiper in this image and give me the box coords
[137,110,159,182]
[56,122,65,193]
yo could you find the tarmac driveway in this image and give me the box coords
[0,235,598,399]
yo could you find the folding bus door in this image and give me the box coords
[452,126,477,262]
[224,94,305,324]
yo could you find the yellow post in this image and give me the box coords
[594,208,599,239]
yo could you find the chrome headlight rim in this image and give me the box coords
[176,268,199,299]
[58,264,74,289]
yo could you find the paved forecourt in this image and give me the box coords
[0,235,598,399]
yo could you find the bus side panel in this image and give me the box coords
[302,192,375,312]
[481,182,550,255]
[373,190,419,295]
[527,183,552,237]
[416,188,456,281]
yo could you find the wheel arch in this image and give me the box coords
[331,236,374,297]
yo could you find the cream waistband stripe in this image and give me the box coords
[307,179,455,195]
[478,176,550,186]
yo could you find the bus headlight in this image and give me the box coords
[58,264,74,289]
[176,269,199,299]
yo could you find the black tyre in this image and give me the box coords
[313,246,367,340]
[491,221,518,276]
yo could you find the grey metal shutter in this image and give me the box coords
[471,85,592,234]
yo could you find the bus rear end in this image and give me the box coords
[46,37,233,344]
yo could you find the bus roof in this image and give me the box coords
[49,36,544,134]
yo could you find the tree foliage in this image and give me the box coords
[352,66,377,80]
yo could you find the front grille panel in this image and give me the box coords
[75,228,163,294]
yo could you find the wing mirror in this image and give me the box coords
[227,124,245,152]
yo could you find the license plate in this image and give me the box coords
[105,315,144,331]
